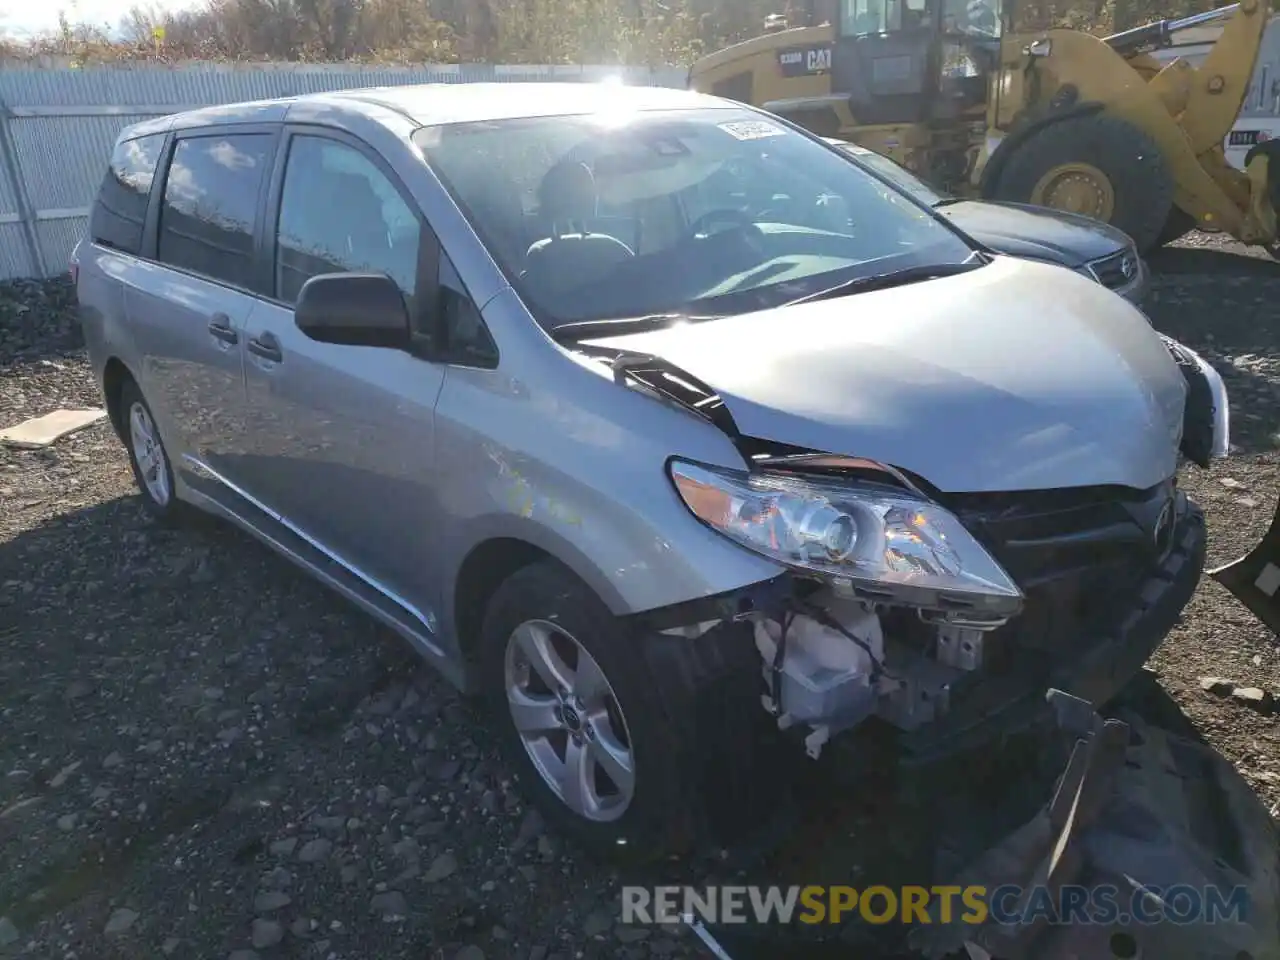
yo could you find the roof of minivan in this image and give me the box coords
[141,82,738,137]
[323,82,733,126]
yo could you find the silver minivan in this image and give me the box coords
[74,82,1229,862]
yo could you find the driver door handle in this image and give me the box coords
[247,332,283,363]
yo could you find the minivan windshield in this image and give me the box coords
[413,108,979,330]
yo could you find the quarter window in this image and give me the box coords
[89,133,166,255]
[439,253,496,365]
[274,135,421,308]
[157,133,273,289]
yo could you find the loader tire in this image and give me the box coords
[1157,206,1198,247]
[990,113,1174,254]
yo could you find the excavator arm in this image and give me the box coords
[981,0,1278,247]
[1127,0,1276,243]
[1140,3,1268,154]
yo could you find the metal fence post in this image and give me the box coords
[0,101,46,279]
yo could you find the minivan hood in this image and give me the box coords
[583,257,1184,493]
[937,200,1133,266]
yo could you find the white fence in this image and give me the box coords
[0,62,689,280]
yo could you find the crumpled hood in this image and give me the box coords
[938,201,1135,266]
[584,257,1185,493]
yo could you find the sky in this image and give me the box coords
[0,0,202,39]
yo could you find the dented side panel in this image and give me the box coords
[432,288,788,650]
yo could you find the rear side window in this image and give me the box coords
[157,133,273,289]
[89,133,166,255]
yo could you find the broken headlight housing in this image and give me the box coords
[669,460,1023,618]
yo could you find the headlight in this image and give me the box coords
[669,460,1023,617]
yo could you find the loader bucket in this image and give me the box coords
[1211,493,1280,638]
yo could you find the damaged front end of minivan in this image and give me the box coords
[580,333,1280,960]
[663,453,1205,767]
[587,334,1215,769]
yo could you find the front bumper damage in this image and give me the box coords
[916,689,1280,960]
[898,496,1206,765]
[685,690,1280,960]
[636,488,1207,769]
[908,690,1280,960]
[612,331,1265,960]
[613,331,1221,771]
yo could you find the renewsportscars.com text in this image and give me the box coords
[621,884,1250,926]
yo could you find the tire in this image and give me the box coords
[118,378,190,525]
[478,559,787,863]
[1157,206,1198,247]
[989,113,1174,254]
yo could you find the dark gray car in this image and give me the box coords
[827,139,1149,304]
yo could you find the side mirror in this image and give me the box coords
[294,272,411,350]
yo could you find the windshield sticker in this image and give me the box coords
[718,120,786,141]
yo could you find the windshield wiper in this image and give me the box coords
[783,256,986,307]
[551,313,721,342]
[931,197,968,207]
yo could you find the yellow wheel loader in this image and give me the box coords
[688,0,1280,253]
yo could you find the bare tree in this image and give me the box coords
[1,0,1225,65]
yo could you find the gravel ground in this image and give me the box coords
[2,236,1280,960]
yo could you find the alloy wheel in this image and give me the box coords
[503,619,636,822]
[128,400,171,507]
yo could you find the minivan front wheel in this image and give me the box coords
[504,618,637,823]
[479,561,702,863]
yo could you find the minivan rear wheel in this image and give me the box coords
[480,559,793,862]
[119,378,188,525]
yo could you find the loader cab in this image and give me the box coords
[831,0,936,123]
[831,0,1005,122]
[754,0,1005,137]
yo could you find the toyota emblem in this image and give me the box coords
[1121,254,1136,280]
